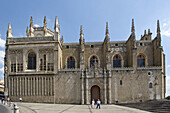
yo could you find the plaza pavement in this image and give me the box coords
[16,102,151,113]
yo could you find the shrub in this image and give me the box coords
[166,96,170,100]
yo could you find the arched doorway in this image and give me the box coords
[91,85,100,102]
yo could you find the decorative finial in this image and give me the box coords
[157,20,160,33]
[131,19,135,33]
[106,22,109,35]
[29,16,34,37]
[80,25,83,35]
[26,26,29,37]
[7,23,13,38]
[148,29,150,34]
[79,25,84,45]
[61,36,64,43]
[30,16,33,28]
[44,16,47,28]
[54,16,60,32]
[144,30,146,35]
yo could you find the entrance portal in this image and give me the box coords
[91,85,100,102]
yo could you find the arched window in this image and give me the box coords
[90,56,98,67]
[149,83,152,88]
[28,52,36,69]
[67,56,75,69]
[137,54,145,67]
[113,55,121,68]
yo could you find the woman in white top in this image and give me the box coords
[91,99,95,109]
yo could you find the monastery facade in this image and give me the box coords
[4,16,166,104]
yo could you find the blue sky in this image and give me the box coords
[0,0,170,97]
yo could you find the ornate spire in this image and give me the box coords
[80,25,84,44]
[157,20,161,34]
[106,22,109,35]
[54,16,60,32]
[26,26,29,37]
[7,23,13,38]
[29,16,34,37]
[43,16,47,28]
[61,36,64,43]
[30,16,33,28]
[80,25,83,36]
[131,19,135,33]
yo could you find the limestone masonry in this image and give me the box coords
[4,16,166,104]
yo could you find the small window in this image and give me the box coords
[66,46,69,48]
[113,55,121,68]
[148,72,151,75]
[149,83,152,88]
[137,54,145,67]
[140,43,143,46]
[90,56,98,67]
[28,52,36,70]
[91,45,94,48]
[120,80,122,85]
[67,56,75,68]
[115,44,118,46]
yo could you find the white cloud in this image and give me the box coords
[0,74,4,80]
[0,67,4,73]
[34,24,40,27]
[168,65,170,67]
[0,37,5,48]
[162,19,170,37]
[0,51,5,66]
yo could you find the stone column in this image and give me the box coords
[103,69,107,104]
[16,77,18,96]
[85,70,89,104]
[37,77,38,96]
[36,50,39,72]
[114,78,118,102]
[81,70,84,104]
[28,77,30,96]
[45,77,46,96]
[33,77,35,96]
[23,50,26,72]
[8,77,10,96]
[42,77,43,96]
[25,77,27,96]
[20,77,21,96]
[30,77,32,96]
[11,77,13,96]
[108,70,111,104]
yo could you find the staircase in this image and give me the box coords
[118,100,170,113]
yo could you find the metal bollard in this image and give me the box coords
[5,101,7,105]
[9,102,13,107]
[13,103,19,113]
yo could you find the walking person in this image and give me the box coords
[96,99,101,109]
[91,99,95,109]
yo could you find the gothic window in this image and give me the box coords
[11,64,16,72]
[28,52,36,70]
[17,63,23,72]
[137,54,145,67]
[113,55,121,68]
[90,56,98,67]
[149,83,152,88]
[67,56,75,69]
[40,55,47,71]
[44,55,46,70]
[48,63,54,71]
[120,80,122,85]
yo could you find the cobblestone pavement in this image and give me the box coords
[0,104,12,113]
[17,102,151,113]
